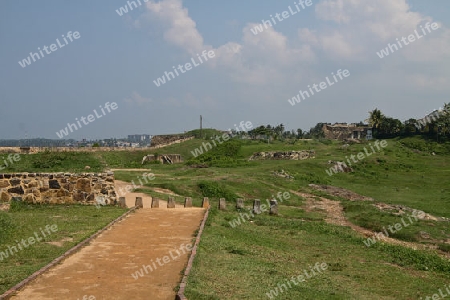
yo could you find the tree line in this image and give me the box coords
[238,102,450,142]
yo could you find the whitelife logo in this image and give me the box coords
[0,154,21,171]
[376,22,440,58]
[131,243,193,279]
[153,50,215,87]
[288,69,350,106]
[250,0,313,35]
[0,224,58,261]
[115,0,145,16]
[325,140,388,176]
[265,262,328,299]
[190,121,253,158]
[363,210,425,247]
[18,31,81,68]
[415,106,450,130]
[55,102,118,139]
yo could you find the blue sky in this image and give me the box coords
[1,0,449,140]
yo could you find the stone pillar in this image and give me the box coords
[151,197,159,208]
[135,197,143,209]
[236,198,244,209]
[202,197,210,208]
[167,197,176,208]
[269,200,278,215]
[184,197,192,208]
[219,198,226,210]
[118,197,127,208]
[253,199,261,214]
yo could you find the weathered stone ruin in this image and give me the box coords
[248,150,315,161]
[141,154,183,164]
[0,172,116,205]
[150,134,194,148]
[322,123,370,140]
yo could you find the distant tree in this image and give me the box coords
[368,108,384,135]
[403,118,419,136]
[309,123,325,139]
[378,117,403,137]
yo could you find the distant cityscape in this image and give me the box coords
[0,134,153,148]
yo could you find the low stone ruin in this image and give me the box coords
[142,154,182,164]
[249,150,315,161]
[273,169,294,179]
[0,172,116,205]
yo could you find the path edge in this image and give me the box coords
[175,207,210,300]
[0,206,138,300]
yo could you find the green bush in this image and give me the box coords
[197,181,237,201]
[187,140,249,168]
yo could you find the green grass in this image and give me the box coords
[2,135,450,299]
[185,207,450,299]
[0,203,127,294]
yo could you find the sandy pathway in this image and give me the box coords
[11,181,205,300]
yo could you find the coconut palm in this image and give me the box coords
[367,108,384,130]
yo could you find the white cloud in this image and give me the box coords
[140,0,314,85]
[144,0,209,55]
[137,0,450,101]
[124,91,152,106]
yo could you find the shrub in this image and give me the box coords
[187,140,249,168]
[197,181,237,201]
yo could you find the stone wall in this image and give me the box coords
[150,135,194,148]
[0,147,148,154]
[0,172,116,205]
[142,154,183,164]
[322,123,369,140]
[249,150,315,160]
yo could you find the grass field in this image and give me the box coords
[1,135,450,299]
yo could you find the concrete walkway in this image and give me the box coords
[11,182,205,300]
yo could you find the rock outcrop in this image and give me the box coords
[249,150,315,161]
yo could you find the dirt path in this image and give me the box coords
[114,180,183,208]
[291,190,449,256]
[11,182,205,300]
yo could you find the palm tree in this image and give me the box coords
[368,109,384,130]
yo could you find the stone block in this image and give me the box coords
[0,180,9,188]
[219,198,226,210]
[10,178,21,186]
[135,197,143,208]
[76,178,91,193]
[253,199,261,214]
[151,197,159,208]
[118,197,127,208]
[8,186,24,194]
[167,197,175,208]
[184,197,192,208]
[269,200,278,215]
[236,198,244,209]
[0,191,11,202]
[202,197,210,208]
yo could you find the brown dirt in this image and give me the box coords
[308,184,374,201]
[292,190,449,256]
[11,181,205,300]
